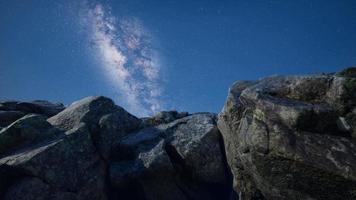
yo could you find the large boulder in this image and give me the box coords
[0,96,142,200]
[218,71,356,199]
[110,113,231,200]
[0,123,107,200]
[168,113,227,184]
[0,114,63,156]
[48,96,141,159]
[47,96,120,130]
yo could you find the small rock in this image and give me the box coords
[337,117,352,132]
[140,110,190,128]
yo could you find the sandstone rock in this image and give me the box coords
[218,71,356,200]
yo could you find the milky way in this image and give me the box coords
[81,2,164,117]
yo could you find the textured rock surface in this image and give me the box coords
[140,110,189,128]
[0,96,230,200]
[0,100,65,118]
[1,68,355,200]
[48,96,141,159]
[0,122,107,200]
[0,96,142,200]
[0,114,63,156]
[110,113,231,200]
[47,96,139,131]
[218,69,356,200]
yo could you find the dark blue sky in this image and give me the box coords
[1,0,356,116]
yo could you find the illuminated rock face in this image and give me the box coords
[1,68,355,200]
[218,68,356,200]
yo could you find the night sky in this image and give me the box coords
[1,0,356,116]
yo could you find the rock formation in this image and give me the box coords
[218,68,356,200]
[0,67,355,200]
[0,96,231,200]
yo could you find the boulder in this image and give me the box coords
[168,113,226,184]
[218,71,356,199]
[0,123,107,200]
[110,113,231,200]
[0,100,65,117]
[47,96,117,130]
[98,111,141,159]
[140,110,189,127]
[48,96,141,159]
[0,114,63,156]
[0,96,231,200]
[0,95,143,200]
[0,97,141,199]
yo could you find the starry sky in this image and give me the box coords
[1,0,356,117]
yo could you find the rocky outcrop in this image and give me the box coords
[0,96,230,200]
[1,67,355,200]
[218,68,356,200]
[0,96,140,200]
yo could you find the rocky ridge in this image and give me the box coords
[0,67,355,200]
